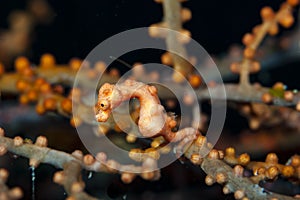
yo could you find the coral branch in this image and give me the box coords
[54,161,99,200]
[232,0,299,89]
[184,136,298,199]
[0,128,161,199]
[201,158,295,200]
[0,134,80,169]
[154,83,300,107]
[0,65,118,94]
[150,0,193,82]
[162,0,193,79]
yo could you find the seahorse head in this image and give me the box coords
[95,83,122,122]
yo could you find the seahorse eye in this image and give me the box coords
[99,100,110,111]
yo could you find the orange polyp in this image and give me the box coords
[272,82,285,90]
[19,94,29,105]
[13,136,23,147]
[34,78,46,86]
[94,61,106,73]
[233,165,244,177]
[183,93,195,105]
[190,154,202,165]
[132,62,145,77]
[121,173,135,184]
[161,52,173,66]
[250,61,261,73]
[243,47,255,59]
[284,91,294,101]
[205,175,215,186]
[15,56,30,72]
[61,98,72,114]
[287,0,299,6]
[70,117,82,127]
[109,68,120,77]
[266,166,279,179]
[83,154,95,165]
[43,98,57,111]
[177,29,191,44]
[234,190,245,200]
[279,14,294,28]
[36,104,46,115]
[71,182,84,193]
[282,165,295,177]
[265,153,278,163]
[21,67,34,77]
[40,53,55,67]
[40,53,56,68]
[69,58,82,71]
[27,90,38,102]
[216,172,227,184]
[262,93,273,103]
[268,23,279,36]
[238,153,250,166]
[189,74,202,88]
[181,8,192,22]
[260,6,275,20]
[39,82,52,93]
[242,33,254,46]
[69,88,81,102]
[126,134,137,143]
[149,24,163,38]
[230,62,240,74]
[290,155,300,167]
[35,136,48,147]
[172,71,185,83]
[16,80,30,92]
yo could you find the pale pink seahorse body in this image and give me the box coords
[96,79,167,138]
